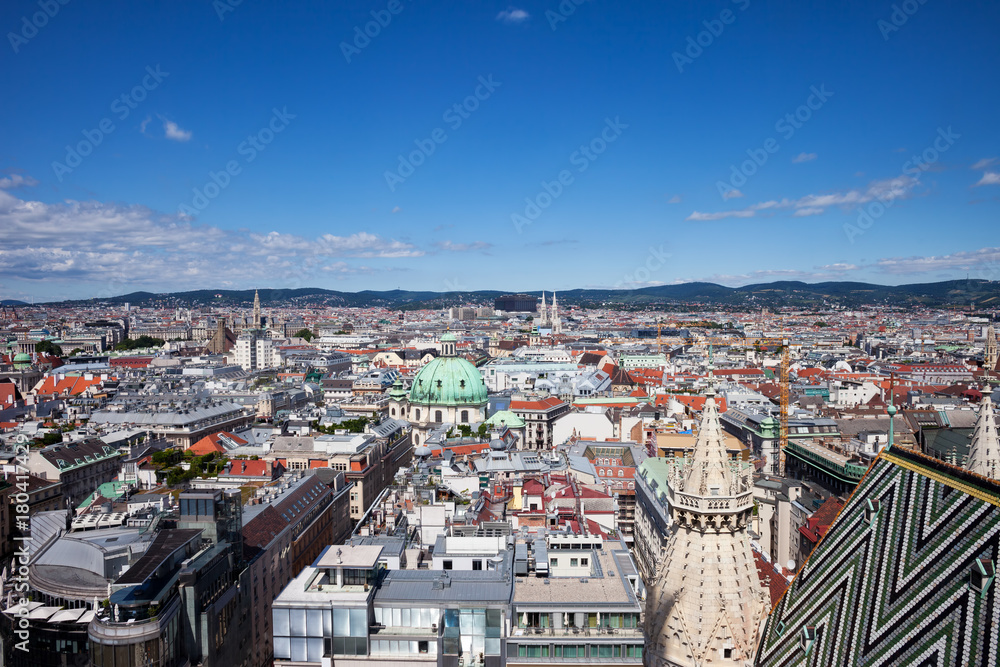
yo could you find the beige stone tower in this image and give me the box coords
[252,289,262,329]
[967,394,999,479]
[645,387,767,666]
[986,325,998,370]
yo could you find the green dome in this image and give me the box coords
[409,356,487,407]
[13,352,31,363]
[484,410,525,429]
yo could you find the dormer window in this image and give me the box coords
[800,626,816,655]
[971,557,995,597]
[864,499,880,526]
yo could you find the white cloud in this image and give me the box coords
[391,206,401,213]
[161,118,192,142]
[0,174,38,189]
[687,176,920,221]
[140,116,152,134]
[685,210,756,222]
[722,189,744,200]
[974,172,1000,187]
[433,241,492,252]
[873,246,1000,276]
[792,152,817,163]
[0,190,423,292]
[793,207,824,217]
[496,7,529,23]
[667,194,681,204]
[971,158,998,170]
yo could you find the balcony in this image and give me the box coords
[667,487,753,514]
[512,626,644,639]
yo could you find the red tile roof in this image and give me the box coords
[511,396,566,411]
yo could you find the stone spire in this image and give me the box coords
[252,289,262,329]
[551,292,561,334]
[986,325,998,370]
[646,388,766,666]
[682,388,733,494]
[967,395,999,480]
[538,292,548,328]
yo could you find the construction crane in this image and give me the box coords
[693,335,792,475]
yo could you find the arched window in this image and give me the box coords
[618,469,624,477]
[390,407,395,416]
[461,410,468,423]
[415,409,421,421]
[413,433,419,445]
[598,469,604,476]
[435,410,443,422]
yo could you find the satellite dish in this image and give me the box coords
[786,560,796,572]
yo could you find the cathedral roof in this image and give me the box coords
[757,446,1000,666]
[408,356,487,407]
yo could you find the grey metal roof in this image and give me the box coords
[377,569,514,605]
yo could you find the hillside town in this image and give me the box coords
[0,291,997,666]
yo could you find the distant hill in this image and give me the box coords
[0,299,28,306]
[38,279,1000,310]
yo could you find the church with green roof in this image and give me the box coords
[388,333,488,446]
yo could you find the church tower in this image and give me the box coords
[538,292,549,328]
[986,325,998,370]
[645,387,766,666]
[252,289,262,329]
[551,291,562,335]
[967,394,999,479]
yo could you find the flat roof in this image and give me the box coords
[513,548,639,608]
[115,529,201,586]
[315,544,384,569]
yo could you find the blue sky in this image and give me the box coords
[1,0,999,301]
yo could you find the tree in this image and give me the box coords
[38,431,63,446]
[35,340,63,356]
[293,328,314,341]
[115,336,165,351]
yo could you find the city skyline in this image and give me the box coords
[2,1,999,301]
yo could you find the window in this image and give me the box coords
[550,558,558,567]
[461,410,468,422]
[580,558,588,566]
[472,559,483,570]
[415,409,421,420]
[570,558,578,567]
[443,560,453,570]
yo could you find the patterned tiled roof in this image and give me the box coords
[756,447,1000,666]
